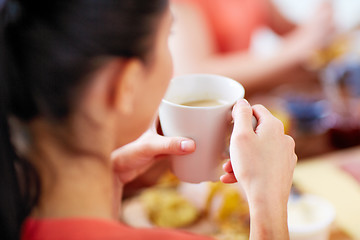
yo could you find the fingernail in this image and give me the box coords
[237,99,249,106]
[180,140,195,152]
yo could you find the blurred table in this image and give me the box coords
[294,146,360,240]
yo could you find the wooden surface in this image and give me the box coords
[296,146,360,240]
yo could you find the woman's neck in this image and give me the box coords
[27,119,122,220]
[31,157,119,220]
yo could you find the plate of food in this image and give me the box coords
[121,172,250,240]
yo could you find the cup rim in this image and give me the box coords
[161,73,245,109]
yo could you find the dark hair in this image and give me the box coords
[0,0,168,239]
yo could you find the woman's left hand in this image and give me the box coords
[111,120,195,184]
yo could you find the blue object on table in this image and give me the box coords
[286,97,329,134]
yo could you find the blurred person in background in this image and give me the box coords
[0,0,296,239]
[170,0,335,96]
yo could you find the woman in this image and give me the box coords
[170,0,335,95]
[0,0,296,239]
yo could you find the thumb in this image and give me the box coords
[232,99,255,134]
[147,135,196,156]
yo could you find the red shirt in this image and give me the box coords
[21,218,214,240]
[174,0,268,53]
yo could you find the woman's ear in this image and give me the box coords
[112,59,144,115]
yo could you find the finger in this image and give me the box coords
[111,144,137,172]
[220,173,237,184]
[116,162,153,183]
[232,99,254,135]
[222,160,233,173]
[252,104,284,135]
[148,135,196,156]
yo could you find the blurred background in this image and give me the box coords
[122,1,360,239]
[167,0,360,158]
[248,0,360,158]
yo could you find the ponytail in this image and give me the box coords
[0,1,38,239]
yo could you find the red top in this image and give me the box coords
[174,0,268,53]
[21,218,213,240]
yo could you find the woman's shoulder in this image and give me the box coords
[21,218,213,240]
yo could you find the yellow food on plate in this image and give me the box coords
[156,171,181,188]
[125,173,250,238]
[140,188,199,228]
[207,182,250,236]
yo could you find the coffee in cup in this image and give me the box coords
[181,99,227,107]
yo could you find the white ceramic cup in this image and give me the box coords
[288,194,336,240]
[159,74,245,183]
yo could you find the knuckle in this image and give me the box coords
[140,142,154,156]
[293,153,298,163]
[231,131,252,143]
[163,139,178,153]
[270,118,285,133]
[233,104,252,118]
[274,117,285,129]
[290,153,298,169]
[283,135,297,165]
[285,135,296,149]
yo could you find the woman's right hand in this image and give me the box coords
[221,99,297,239]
